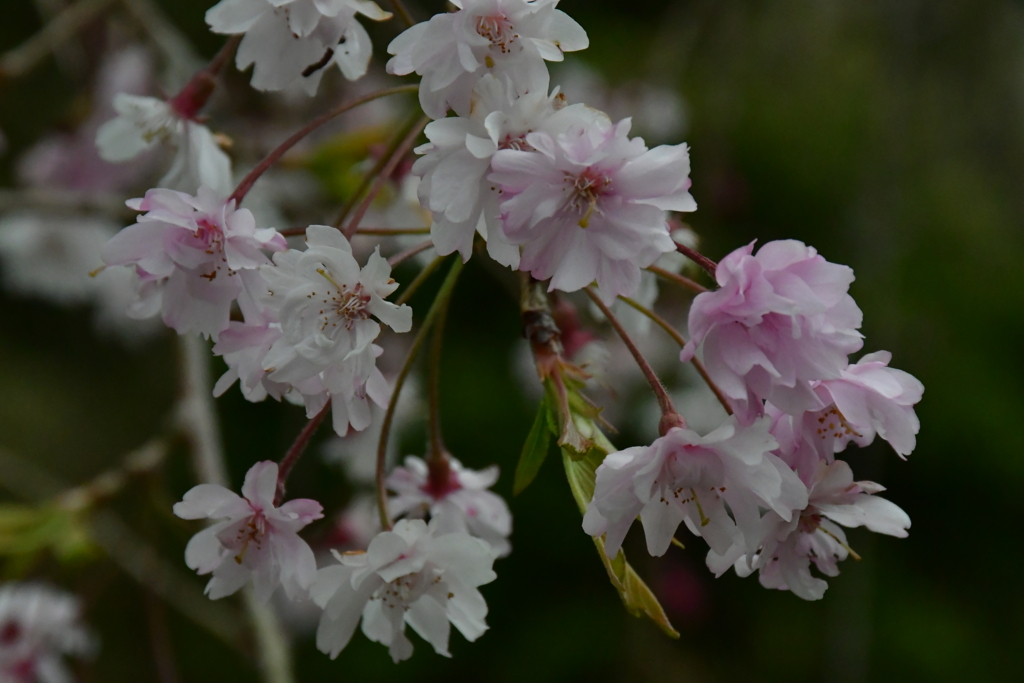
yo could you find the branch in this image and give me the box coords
[274,401,331,506]
[675,241,718,280]
[617,296,733,415]
[387,239,433,268]
[646,264,708,294]
[342,115,429,240]
[376,257,463,530]
[229,85,418,205]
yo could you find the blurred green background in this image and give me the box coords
[2,0,1022,681]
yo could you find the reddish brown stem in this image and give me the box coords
[275,401,331,506]
[647,264,709,294]
[342,116,429,240]
[618,295,733,416]
[278,226,430,238]
[388,239,434,267]
[169,35,241,120]
[584,287,682,433]
[675,241,718,280]
[229,85,418,205]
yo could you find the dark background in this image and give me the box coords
[1,0,1021,681]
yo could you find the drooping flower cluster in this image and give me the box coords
[0,583,93,683]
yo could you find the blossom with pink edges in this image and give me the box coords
[174,461,324,602]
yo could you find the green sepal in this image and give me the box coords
[513,393,554,496]
[562,448,679,639]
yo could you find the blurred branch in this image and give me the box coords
[0,447,246,650]
[119,0,203,89]
[0,189,135,219]
[0,0,118,82]
[31,0,88,81]
[176,335,296,683]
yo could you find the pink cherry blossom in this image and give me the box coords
[387,0,588,118]
[310,519,496,662]
[0,583,93,683]
[582,417,807,562]
[769,351,924,479]
[728,460,909,600]
[101,187,286,339]
[681,240,864,420]
[174,461,324,602]
[387,456,513,556]
[490,117,696,302]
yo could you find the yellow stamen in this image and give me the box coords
[818,525,862,561]
[690,488,710,527]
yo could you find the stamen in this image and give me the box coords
[817,525,862,561]
[690,488,710,527]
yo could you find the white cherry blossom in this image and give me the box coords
[0,583,93,683]
[387,456,513,556]
[174,461,324,602]
[490,117,696,302]
[311,519,496,662]
[387,0,588,118]
[260,225,412,435]
[101,187,286,339]
[413,73,605,268]
[582,417,807,562]
[728,460,910,600]
[207,0,392,95]
[96,94,233,195]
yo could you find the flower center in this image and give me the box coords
[233,512,267,564]
[0,620,21,645]
[315,270,372,332]
[498,132,533,152]
[194,219,232,282]
[476,14,517,54]
[813,405,862,448]
[564,168,611,228]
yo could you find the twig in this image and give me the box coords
[675,241,718,280]
[396,254,445,305]
[342,115,429,240]
[584,287,682,433]
[0,448,246,650]
[274,402,331,506]
[376,257,463,529]
[646,264,708,294]
[145,592,181,683]
[387,239,433,268]
[279,226,431,238]
[617,296,733,415]
[176,335,295,683]
[230,85,418,205]
[0,0,119,81]
[332,109,424,229]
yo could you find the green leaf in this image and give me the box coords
[562,449,679,639]
[514,394,554,495]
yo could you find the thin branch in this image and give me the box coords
[376,257,463,530]
[279,226,431,238]
[145,593,181,683]
[675,241,718,280]
[387,239,433,268]
[0,0,118,81]
[230,85,418,205]
[274,402,331,506]
[647,264,708,294]
[584,287,679,429]
[396,254,445,306]
[387,0,416,27]
[617,296,733,415]
[342,115,429,240]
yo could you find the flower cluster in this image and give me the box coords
[0,583,93,683]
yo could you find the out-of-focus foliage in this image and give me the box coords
[1,0,1022,681]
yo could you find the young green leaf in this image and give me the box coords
[514,395,554,495]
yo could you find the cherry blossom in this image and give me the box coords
[174,460,324,602]
[387,0,588,118]
[0,583,93,683]
[728,460,910,600]
[490,117,696,302]
[101,187,286,339]
[582,417,807,562]
[207,0,392,95]
[387,456,513,556]
[681,240,864,421]
[260,225,412,435]
[95,94,233,195]
[770,351,924,478]
[413,73,605,268]
[311,519,496,662]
